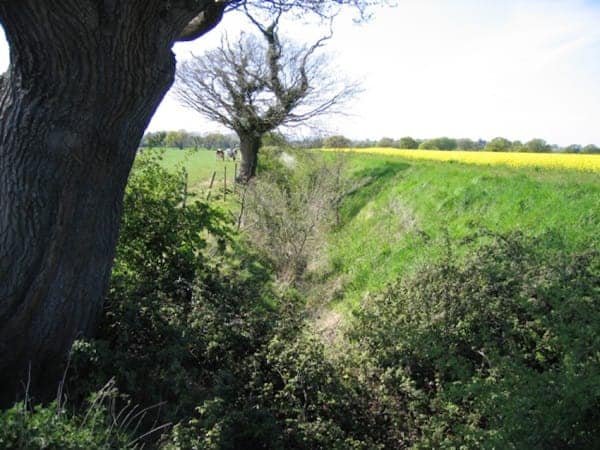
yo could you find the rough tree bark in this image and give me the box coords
[0,0,224,406]
[238,133,262,181]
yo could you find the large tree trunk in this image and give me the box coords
[0,0,217,406]
[238,133,262,182]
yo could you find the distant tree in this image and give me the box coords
[293,136,325,149]
[418,140,434,150]
[353,139,377,148]
[189,134,204,150]
[175,11,357,181]
[378,137,396,148]
[419,137,457,150]
[485,137,512,152]
[398,136,419,149]
[511,140,525,152]
[525,138,551,153]
[143,131,167,149]
[262,131,289,147]
[165,130,189,149]
[564,144,582,153]
[582,144,600,154]
[202,132,238,150]
[436,137,457,150]
[456,138,477,150]
[324,135,352,148]
[476,139,487,150]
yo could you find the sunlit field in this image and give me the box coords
[316,151,600,311]
[324,147,600,172]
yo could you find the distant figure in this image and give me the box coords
[216,149,225,160]
[226,147,238,161]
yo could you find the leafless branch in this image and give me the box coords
[174,12,358,138]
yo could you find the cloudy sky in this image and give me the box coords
[1,0,599,146]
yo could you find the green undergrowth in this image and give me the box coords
[3,149,599,449]
[320,153,599,312]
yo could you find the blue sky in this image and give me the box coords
[1,0,599,146]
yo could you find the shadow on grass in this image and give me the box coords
[340,161,410,226]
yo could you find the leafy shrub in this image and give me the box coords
[68,154,279,425]
[64,151,402,449]
[351,232,600,449]
[165,324,410,450]
[67,153,396,449]
[0,382,133,449]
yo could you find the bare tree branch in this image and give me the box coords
[177,0,388,43]
[174,5,360,180]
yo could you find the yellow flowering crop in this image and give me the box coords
[323,147,600,172]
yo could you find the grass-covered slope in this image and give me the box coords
[324,153,599,311]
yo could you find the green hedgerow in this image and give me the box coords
[351,232,600,449]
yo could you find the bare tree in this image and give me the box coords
[0,0,380,406]
[240,150,351,284]
[175,11,359,181]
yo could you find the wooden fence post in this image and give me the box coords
[207,170,216,201]
[224,165,227,201]
[233,163,238,193]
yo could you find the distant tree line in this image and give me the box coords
[309,134,600,154]
[143,130,600,154]
[141,130,239,150]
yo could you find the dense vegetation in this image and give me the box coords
[352,235,600,448]
[2,149,598,449]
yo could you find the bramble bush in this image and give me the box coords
[64,154,399,448]
[67,153,281,425]
[351,232,600,449]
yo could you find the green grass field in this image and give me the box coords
[320,153,600,312]
[142,147,239,198]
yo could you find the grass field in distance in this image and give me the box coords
[141,147,239,196]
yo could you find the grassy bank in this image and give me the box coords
[319,153,599,312]
[148,147,599,315]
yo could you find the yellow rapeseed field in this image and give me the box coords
[323,147,600,172]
